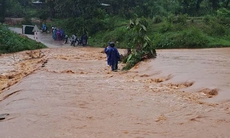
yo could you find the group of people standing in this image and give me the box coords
[51,26,66,41]
[104,42,120,71]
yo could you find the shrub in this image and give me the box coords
[154,28,208,49]
[122,51,142,70]
[203,15,211,24]
[21,15,32,25]
[0,24,46,53]
[166,14,187,25]
[159,21,173,33]
[153,15,163,24]
[175,14,188,25]
[210,22,227,36]
[179,29,208,48]
[122,18,156,70]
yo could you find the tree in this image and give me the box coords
[123,18,156,70]
[46,0,55,18]
[196,0,204,11]
[0,0,6,23]
[209,0,219,10]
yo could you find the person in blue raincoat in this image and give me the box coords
[106,42,120,71]
[42,23,47,32]
[104,42,112,66]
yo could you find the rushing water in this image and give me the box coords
[136,48,230,102]
[8,27,230,102]
[1,28,230,137]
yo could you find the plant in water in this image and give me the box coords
[123,18,156,70]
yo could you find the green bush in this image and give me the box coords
[21,15,32,25]
[203,15,212,24]
[175,14,188,24]
[159,21,173,33]
[153,15,163,24]
[202,20,230,36]
[122,51,142,70]
[89,25,132,48]
[0,24,46,53]
[154,28,209,49]
[5,1,24,18]
[166,14,187,24]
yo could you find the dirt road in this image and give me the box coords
[1,29,230,137]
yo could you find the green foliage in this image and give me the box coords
[153,15,163,24]
[0,24,46,53]
[176,14,188,24]
[89,13,230,50]
[36,9,49,23]
[217,8,230,18]
[122,51,142,70]
[5,0,25,17]
[210,22,227,36]
[154,27,209,49]
[21,15,32,25]
[159,21,173,33]
[121,18,156,70]
[203,15,213,24]
[0,0,6,23]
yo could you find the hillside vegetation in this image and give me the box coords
[0,24,46,54]
[88,14,230,49]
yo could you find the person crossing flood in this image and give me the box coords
[70,34,77,46]
[81,33,88,46]
[105,42,120,71]
[104,42,112,66]
[64,34,68,44]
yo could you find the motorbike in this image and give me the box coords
[40,27,49,33]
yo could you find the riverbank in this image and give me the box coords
[0,25,46,54]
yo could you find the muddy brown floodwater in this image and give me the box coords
[135,48,230,103]
[0,30,230,138]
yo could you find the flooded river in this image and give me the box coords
[1,29,230,138]
[140,48,230,102]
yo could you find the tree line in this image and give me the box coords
[43,0,230,18]
[1,0,230,22]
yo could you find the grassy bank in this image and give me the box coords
[0,24,47,54]
[88,15,230,49]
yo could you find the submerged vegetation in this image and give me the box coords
[1,0,230,68]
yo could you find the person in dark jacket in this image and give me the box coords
[64,34,68,44]
[106,42,120,71]
[81,33,88,46]
[70,34,77,46]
